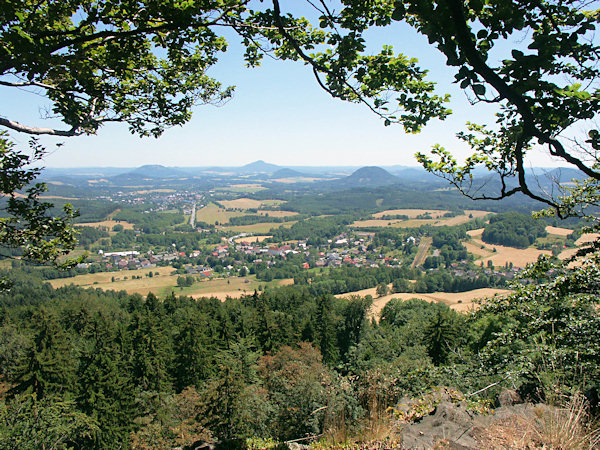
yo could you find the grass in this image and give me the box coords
[411,236,432,268]
[260,199,285,207]
[480,394,600,449]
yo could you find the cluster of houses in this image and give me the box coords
[99,249,178,271]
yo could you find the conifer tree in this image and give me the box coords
[10,310,75,399]
[76,314,136,448]
[173,314,215,392]
[128,311,173,393]
[424,309,460,366]
[315,296,340,364]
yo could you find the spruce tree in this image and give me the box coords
[10,310,75,399]
[314,296,339,364]
[173,314,214,392]
[76,314,136,448]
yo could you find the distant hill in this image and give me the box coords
[391,167,443,183]
[332,166,400,188]
[238,160,281,174]
[113,165,188,180]
[271,168,305,178]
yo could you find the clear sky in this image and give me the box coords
[0,3,570,168]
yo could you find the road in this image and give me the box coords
[190,203,196,228]
[411,236,432,268]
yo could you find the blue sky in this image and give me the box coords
[1,4,568,168]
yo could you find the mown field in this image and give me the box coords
[465,228,552,268]
[223,221,297,234]
[217,184,266,193]
[77,219,135,230]
[352,209,490,228]
[195,202,247,224]
[49,266,176,294]
[196,199,296,226]
[336,286,511,318]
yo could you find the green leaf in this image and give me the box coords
[472,84,486,96]
[391,2,405,21]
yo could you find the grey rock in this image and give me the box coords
[497,389,522,407]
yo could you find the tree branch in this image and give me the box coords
[270,0,395,122]
[445,0,600,181]
[0,118,81,136]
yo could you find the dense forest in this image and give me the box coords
[1,256,598,448]
[482,212,548,248]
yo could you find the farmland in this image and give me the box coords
[352,209,490,228]
[77,219,135,230]
[465,228,552,268]
[49,268,288,298]
[336,286,511,318]
[195,202,247,224]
